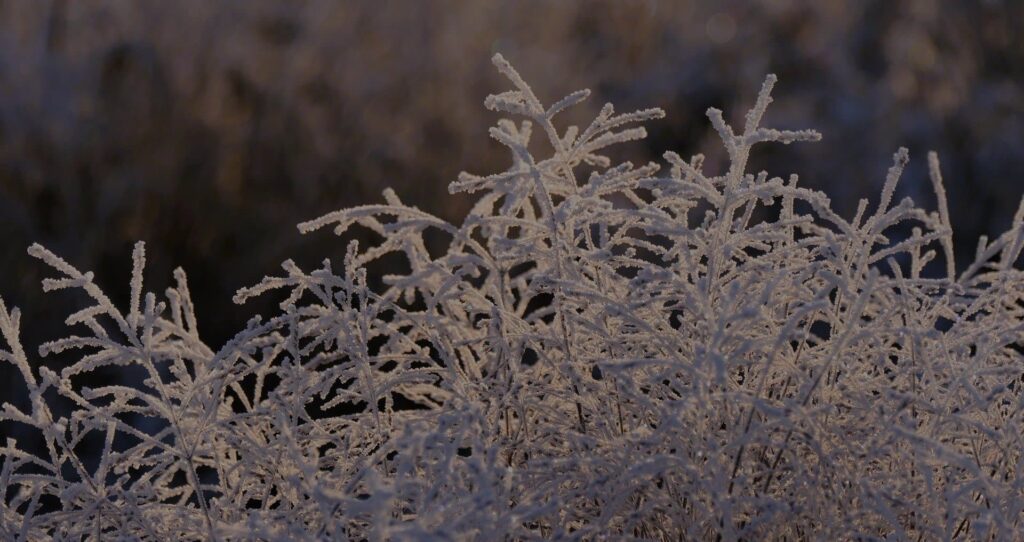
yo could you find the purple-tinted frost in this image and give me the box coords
[2,54,1023,540]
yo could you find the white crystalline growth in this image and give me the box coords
[2,54,1023,540]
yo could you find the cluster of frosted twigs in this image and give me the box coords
[3,55,1024,540]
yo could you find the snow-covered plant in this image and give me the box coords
[4,54,1024,540]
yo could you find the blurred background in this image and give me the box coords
[0,0,1022,372]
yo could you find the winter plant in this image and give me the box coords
[3,54,1024,540]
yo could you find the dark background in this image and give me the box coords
[0,0,1022,396]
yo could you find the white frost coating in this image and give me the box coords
[0,55,1022,540]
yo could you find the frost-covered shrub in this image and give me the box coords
[3,54,1024,540]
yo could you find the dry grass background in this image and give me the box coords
[0,0,1021,392]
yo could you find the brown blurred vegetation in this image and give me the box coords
[0,0,1022,356]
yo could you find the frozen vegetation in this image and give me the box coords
[2,55,1024,540]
